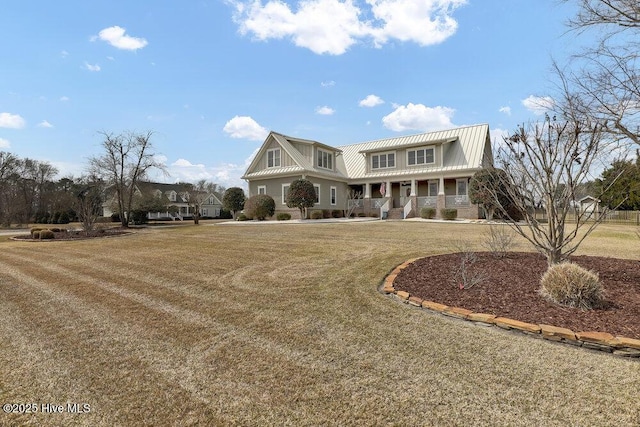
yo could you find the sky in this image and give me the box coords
[0,0,586,188]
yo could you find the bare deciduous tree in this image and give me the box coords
[181,180,223,225]
[494,115,623,266]
[89,131,165,227]
[562,0,640,146]
[345,189,363,218]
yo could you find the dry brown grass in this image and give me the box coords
[0,221,639,426]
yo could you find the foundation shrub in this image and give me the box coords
[357,212,367,217]
[236,213,249,221]
[331,210,342,218]
[540,262,603,310]
[276,213,291,221]
[244,194,275,220]
[420,207,436,219]
[310,210,323,219]
[31,230,41,239]
[322,209,331,219]
[370,212,379,218]
[441,208,458,220]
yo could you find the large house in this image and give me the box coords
[102,182,223,220]
[242,124,493,219]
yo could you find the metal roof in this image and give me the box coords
[337,124,490,180]
[243,124,491,182]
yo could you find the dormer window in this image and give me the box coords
[267,148,281,168]
[407,147,435,166]
[154,190,162,199]
[371,152,395,170]
[317,148,333,170]
[168,191,177,202]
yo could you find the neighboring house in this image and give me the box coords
[102,182,223,220]
[578,196,601,217]
[242,124,493,219]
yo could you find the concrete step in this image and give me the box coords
[386,208,405,220]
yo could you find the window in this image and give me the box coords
[314,184,320,204]
[282,184,290,205]
[257,185,266,195]
[169,191,177,202]
[267,148,281,168]
[330,186,337,205]
[456,179,468,196]
[317,148,333,170]
[371,152,395,170]
[407,147,435,166]
[428,180,439,196]
[208,196,215,205]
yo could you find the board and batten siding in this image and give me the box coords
[364,144,443,174]
[252,139,296,172]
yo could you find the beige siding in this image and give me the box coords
[291,142,313,164]
[365,144,442,175]
[253,139,297,172]
[249,176,349,214]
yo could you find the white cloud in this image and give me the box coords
[382,103,456,132]
[321,80,336,87]
[498,106,511,116]
[522,95,555,115]
[38,120,54,128]
[84,62,101,72]
[0,112,26,129]
[359,94,384,107]
[489,128,510,151]
[232,0,466,55]
[95,26,148,51]
[0,138,10,148]
[60,96,70,102]
[223,115,269,141]
[315,106,335,115]
[60,50,69,58]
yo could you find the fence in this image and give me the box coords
[534,210,640,225]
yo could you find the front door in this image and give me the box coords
[400,183,412,208]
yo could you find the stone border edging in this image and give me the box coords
[380,258,640,358]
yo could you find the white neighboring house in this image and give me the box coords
[102,182,223,221]
[242,124,494,219]
[578,196,601,218]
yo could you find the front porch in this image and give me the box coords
[348,178,481,219]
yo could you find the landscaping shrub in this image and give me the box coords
[357,212,367,217]
[320,209,330,219]
[31,230,41,239]
[244,194,275,220]
[310,210,323,219]
[30,227,45,237]
[370,212,379,218]
[217,209,233,219]
[540,262,603,310]
[237,213,249,221]
[49,227,62,232]
[130,209,149,225]
[441,208,458,220]
[276,212,291,221]
[331,210,342,218]
[39,229,55,240]
[420,207,436,219]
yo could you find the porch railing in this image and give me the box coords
[403,199,412,219]
[417,196,437,208]
[445,195,469,208]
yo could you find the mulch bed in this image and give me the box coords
[13,228,131,241]
[393,252,640,339]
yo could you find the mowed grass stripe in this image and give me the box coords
[0,222,639,425]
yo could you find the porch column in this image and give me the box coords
[437,176,446,218]
[385,180,391,197]
[364,183,371,198]
[410,179,416,196]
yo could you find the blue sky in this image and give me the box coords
[1,0,583,188]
